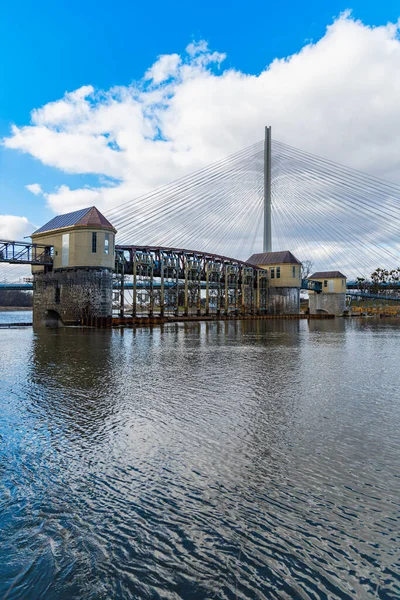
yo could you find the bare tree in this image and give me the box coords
[301,260,314,279]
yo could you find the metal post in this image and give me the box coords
[184,258,189,317]
[241,268,246,316]
[119,256,125,318]
[160,254,165,319]
[197,263,201,316]
[251,271,255,315]
[149,260,154,318]
[225,266,229,316]
[205,264,210,316]
[175,255,180,317]
[264,125,272,252]
[256,270,260,315]
[235,269,239,315]
[216,269,221,317]
[132,250,137,318]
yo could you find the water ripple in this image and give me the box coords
[0,320,399,599]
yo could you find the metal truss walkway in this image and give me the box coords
[114,245,270,317]
[0,240,53,266]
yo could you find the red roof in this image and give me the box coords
[309,271,347,279]
[247,250,301,265]
[32,206,116,235]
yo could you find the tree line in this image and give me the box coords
[356,267,400,292]
[0,290,33,307]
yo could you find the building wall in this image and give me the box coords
[33,268,113,327]
[268,286,300,315]
[309,292,346,316]
[256,263,301,288]
[309,277,346,293]
[32,227,115,272]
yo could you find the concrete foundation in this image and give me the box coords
[33,268,113,327]
[268,287,300,315]
[309,292,346,316]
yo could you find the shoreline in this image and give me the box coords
[0,307,33,311]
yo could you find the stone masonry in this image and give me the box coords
[309,292,346,316]
[268,287,300,315]
[33,268,113,327]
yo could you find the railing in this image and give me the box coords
[114,245,270,318]
[347,280,400,290]
[0,241,54,265]
[346,290,400,302]
[301,279,322,293]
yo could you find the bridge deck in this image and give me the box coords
[0,240,53,265]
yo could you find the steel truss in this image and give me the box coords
[0,240,53,266]
[115,245,269,318]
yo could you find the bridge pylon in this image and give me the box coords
[263,125,272,253]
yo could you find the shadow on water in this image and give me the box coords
[0,320,399,599]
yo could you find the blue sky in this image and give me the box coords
[0,0,399,235]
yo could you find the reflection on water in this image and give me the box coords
[0,319,399,599]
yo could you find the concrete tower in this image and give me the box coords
[31,207,117,327]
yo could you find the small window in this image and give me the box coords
[342,279,344,287]
[324,280,328,288]
[104,233,109,255]
[92,232,97,253]
[62,233,69,267]
[55,287,60,304]
[270,267,275,279]
[277,267,281,279]
[292,266,296,278]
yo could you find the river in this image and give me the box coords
[0,318,399,599]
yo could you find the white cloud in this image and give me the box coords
[2,13,400,275]
[0,215,36,240]
[145,53,181,84]
[25,183,43,195]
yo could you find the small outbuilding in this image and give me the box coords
[31,206,116,273]
[308,270,347,316]
[308,271,347,293]
[247,250,302,314]
[31,206,117,327]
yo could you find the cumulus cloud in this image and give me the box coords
[145,53,181,84]
[25,183,43,195]
[2,13,400,273]
[0,215,36,240]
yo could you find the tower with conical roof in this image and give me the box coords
[31,207,117,327]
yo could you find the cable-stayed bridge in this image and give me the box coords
[104,134,400,279]
[1,128,400,285]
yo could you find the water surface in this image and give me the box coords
[0,319,399,599]
[0,309,32,325]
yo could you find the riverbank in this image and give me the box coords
[0,306,32,311]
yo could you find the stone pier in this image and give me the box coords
[33,268,113,327]
[309,292,346,316]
